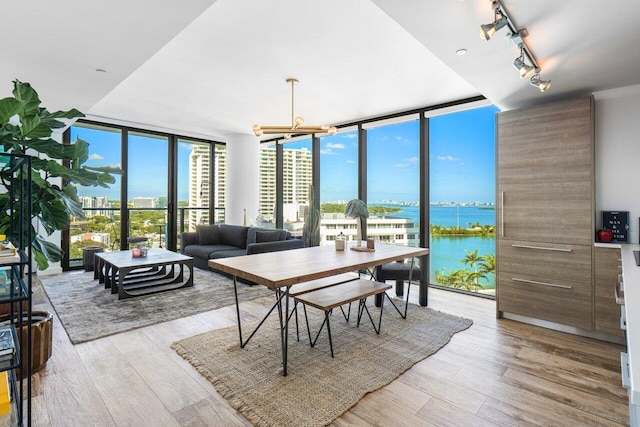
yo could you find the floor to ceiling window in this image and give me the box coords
[127,131,169,250]
[175,140,226,250]
[366,119,420,247]
[252,98,498,298]
[258,142,277,228]
[67,124,122,263]
[281,138,312,236]
[63,121,224,269]
[319,130,359,245]
[428,105,499,295]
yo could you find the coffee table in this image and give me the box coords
[94,248,193,300]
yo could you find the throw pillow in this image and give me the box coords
[255,230,282,243]
[219,224,249,248]
[196,225,220,245]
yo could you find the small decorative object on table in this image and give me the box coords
[335,233,346,251]
[132,244,149,258]
[367,238,375,250]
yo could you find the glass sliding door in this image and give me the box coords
[67,123,122,267]
[366,120,420,247]
[319,130,359,245]
[258,142,277,228]
[127,131,169,249]
[429,105,498,295]
[278,139,312,237]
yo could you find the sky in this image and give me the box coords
[73,104,498,204]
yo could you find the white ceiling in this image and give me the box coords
[3,0,640,142]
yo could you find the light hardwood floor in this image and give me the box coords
[29,276,629,426]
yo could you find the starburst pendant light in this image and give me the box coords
[252,78,337,139]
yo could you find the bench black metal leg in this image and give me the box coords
[326,312,334,358]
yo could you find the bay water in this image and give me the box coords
[377,204,496,288]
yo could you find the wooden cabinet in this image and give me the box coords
[594,246,625,338]
[497,97,596,330]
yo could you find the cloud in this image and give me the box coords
[393,156,420,168]
[325,143,344,149]
[320,149,336,155]
[88,154,104,160]
[346,160,355,164]
[437,155,461,162]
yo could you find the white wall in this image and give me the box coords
[225,133,260,226]
[594,84,640,244]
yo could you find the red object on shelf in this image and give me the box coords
[597,229,614,243]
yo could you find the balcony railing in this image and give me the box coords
[67,206,225,266]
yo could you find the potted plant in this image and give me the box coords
[0,79,121,270]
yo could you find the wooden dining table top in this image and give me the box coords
[208,243,429,290]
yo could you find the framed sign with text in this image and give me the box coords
[601,211,629,243]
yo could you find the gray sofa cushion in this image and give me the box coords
[209,249,247,259]
[247,227,288,245]
[184,244,237,259]
[255,230,284,243]
[196,225,220,245]
[219,224,248,248]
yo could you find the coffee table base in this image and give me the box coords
[94,249,194,300]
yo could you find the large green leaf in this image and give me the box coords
[0,97,20,125]
[20,115,54,139]
[33,234,63,270]
[60,184,84,219]
[37,196,70,234]
[83,164,123,175]
[45,108,84,121]
[20,138,65,158]
[63,137,89,166]
[12,80,41,118]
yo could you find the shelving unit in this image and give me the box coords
[0,153,33,427]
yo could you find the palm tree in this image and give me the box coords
[478,253,496,281]
[461,249,487,291]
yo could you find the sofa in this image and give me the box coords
[180,224,304,270]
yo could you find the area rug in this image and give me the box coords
[38,269,273,344]
[172,305,472,427]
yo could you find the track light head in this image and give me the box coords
[480,15,508,40]
[513,51,536,79]
[530,74,551,92]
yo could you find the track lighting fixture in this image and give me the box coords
[530,74,551,92]
[513,49,536,79]
[480,0,551,92]
[479,15,507,41]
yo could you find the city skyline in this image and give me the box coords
[72,104,498,205]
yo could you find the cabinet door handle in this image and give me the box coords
[615,283,625,304]
[511,244,572,252]
[511,277,573,289]
[500,191,505,237]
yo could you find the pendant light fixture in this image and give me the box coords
[252,78,337,139]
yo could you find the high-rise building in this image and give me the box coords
[79,196,110,218]
[188,144,226,230]
[259,145,312,222]
[132,197,157,208]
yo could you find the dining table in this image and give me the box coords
[208,242,429,375]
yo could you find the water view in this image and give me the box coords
[375,204,496,293]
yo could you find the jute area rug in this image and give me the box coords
[38,269,273,345]
[172,304,472,427]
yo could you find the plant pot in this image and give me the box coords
[0,311,53,378]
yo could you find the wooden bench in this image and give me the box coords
[287,272,360,340]
[294,278,392,357]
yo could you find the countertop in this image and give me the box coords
[622,243,640,405]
